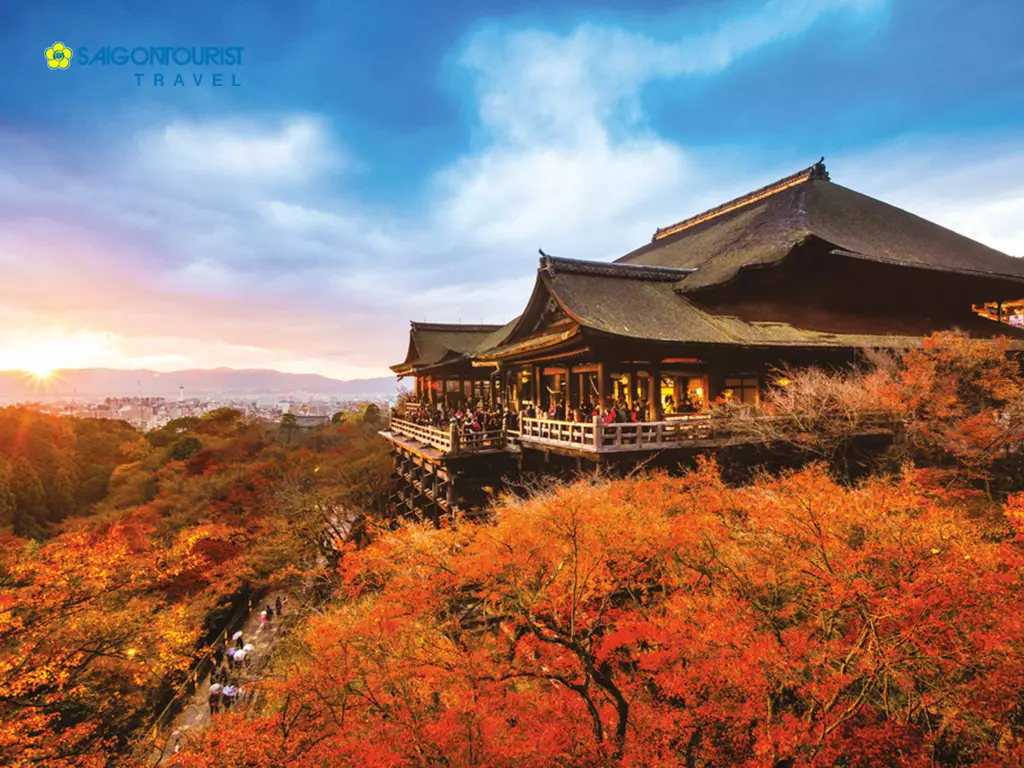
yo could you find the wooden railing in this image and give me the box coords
[459,429,506,452]
[389,410,900,457]
[389,418,454,453]
[518,418,600,449]
[389,417,506,455]
[518,416,716,453]
[390,414,725,455]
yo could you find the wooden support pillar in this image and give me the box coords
[649,363,660,421]
[626,371,634,407]
[598,362,607,413]
[534,365,542,410]
[447,476,457,511]
[566,366,573,411]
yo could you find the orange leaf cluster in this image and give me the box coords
[175,459,1024,766]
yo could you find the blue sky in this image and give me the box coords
[0,0,1022,378]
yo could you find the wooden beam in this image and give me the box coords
[649,363,660,421]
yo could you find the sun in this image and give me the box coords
[0,329,114,380]
[23,364,56,381]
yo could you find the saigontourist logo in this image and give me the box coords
[45,42,73,70]
[42,43,244,87]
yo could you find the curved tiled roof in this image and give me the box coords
[391,322,504,375]
[617,160,1024,292]
[544,267,1024,349]
[395,160,1024,369]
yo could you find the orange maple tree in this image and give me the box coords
[172,457,1024,767]
[0,515,199,766]
[0,405,394,766]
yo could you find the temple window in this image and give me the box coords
[723,376,759,405]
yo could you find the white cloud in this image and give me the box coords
[462,0,883,146]
[137,115,342,184]
[434,0,885,274]
[5,0,1024,380]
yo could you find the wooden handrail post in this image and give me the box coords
[593,414,602,450]
[449,420,460,455]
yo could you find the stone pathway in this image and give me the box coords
[158,591,293,763]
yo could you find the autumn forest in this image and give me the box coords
[5,334,1024,767]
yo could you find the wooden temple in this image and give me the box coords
[381,160,1024,518]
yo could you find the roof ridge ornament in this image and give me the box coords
[652,158,830,242]
[811,157,830,181]
[539,248,556,275]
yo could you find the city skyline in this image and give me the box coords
[2,0,1023,379]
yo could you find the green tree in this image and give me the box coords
[168,436,203,462]
[280,413,299,444]
[0,458,15,532]
[9,456,46,539]
[197,408,245,436]
[147,416,201,448]
[361,403,382,428]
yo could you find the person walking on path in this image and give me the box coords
[265,604,274,624]
[259,609,267,629]
[275,596,283,617]
[208,684,222,716]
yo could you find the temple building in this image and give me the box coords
[382,160,1024,518]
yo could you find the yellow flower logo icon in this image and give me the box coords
[45,42,73,70]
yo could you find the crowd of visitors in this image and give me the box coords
[401,397,659,429]
[403,401,519,432]
[525,398,650,424]
[206,596,286,716]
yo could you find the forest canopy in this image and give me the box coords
[0,404,392,767]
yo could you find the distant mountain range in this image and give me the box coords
[0,368,407,400]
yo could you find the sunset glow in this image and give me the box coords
[0,329,115,376]
[2,1,1024,381]
[22,366,56,381]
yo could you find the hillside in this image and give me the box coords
[0,404,395,765]
[0,369,407,400]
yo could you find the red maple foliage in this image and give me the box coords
[173,458,1024,767]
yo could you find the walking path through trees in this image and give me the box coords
[152,507,358,764]
[155,590,292,764]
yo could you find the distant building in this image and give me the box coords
[294,414,330,428]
